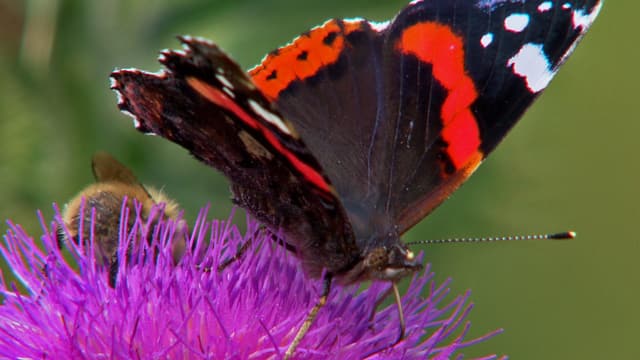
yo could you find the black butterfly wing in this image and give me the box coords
[250,20,397,243]
[111,37,359,278]
[381,0,602,233]
[250,0,601,239]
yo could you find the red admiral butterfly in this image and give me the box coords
[111,0,601,357]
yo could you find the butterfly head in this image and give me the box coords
[340,238,422,285]
[364,243,422,282]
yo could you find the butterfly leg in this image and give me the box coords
[284,273,333,360]
[194,227,259,273]
[368,283,394,326]
[368,282,405,342]
[391,282,406,343]
[216,234,255,271]
[216,226,298,271]
[361,282,407,359]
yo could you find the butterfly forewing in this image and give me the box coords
[389,0,601,232]
[251,0,601,236]
[251,19,396,243]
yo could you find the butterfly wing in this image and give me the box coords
[111,37,359,278]
[250,0,602,238]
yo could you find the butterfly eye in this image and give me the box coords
[406,250,415,261]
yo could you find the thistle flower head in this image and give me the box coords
[0,203,503,359]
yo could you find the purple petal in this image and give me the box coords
[0,204,503,359]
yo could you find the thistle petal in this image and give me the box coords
[0,204,502,359]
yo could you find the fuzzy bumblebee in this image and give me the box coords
[58,152,185,286]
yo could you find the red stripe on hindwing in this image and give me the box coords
[187,77,332,194]
[188,77,261,129]
[397,22,482,170]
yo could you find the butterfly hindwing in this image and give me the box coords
[111,37,359,278]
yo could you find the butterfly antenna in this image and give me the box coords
[406,231,575,246]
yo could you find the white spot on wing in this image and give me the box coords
[109,77,124,103]
[343,17,365,23]
[215,74,234,89]
[222,87,235,98]
[538,1,552,12]
[344,17,389,32]
[504,13,530,32]
[369,20,390,32]
[507,43,555,93]
[562,3,572,9]
[114,90,124,104]
[120,110,141,129]
[171,49,187,57]
[572,4,602,32]
[558,2,602,64]
[248,100,291,135]
[481,33,494,48]
[181,35,215,47]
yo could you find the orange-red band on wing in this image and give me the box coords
[188,77,260,129]
[187,77,332,193]
[250,20,361,101]
[397,22,481,170]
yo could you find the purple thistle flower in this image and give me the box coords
[0,203,503,359]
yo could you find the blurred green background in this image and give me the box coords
[0,0,635,358]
